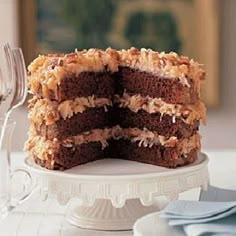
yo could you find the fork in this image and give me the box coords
[0,67,7,105]
[0,45,27,150]
[0,44,15,106]
[11,48,28,110]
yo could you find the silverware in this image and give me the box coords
[0,67,7,104]
[11,48,28,110]
[0,44,14,105]
[0,44,27,149]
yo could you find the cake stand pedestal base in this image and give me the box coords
[67,199,161,231]
[25,153,209,231]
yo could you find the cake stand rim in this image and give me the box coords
[24,152,208,181]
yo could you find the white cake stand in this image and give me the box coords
[25,153,209,231]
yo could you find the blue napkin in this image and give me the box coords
[161,200,236,225]
[160,186,236,236]
[184,215,236,236]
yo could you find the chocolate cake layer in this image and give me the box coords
[116,67,198,104]
[35,71,115,101]
[112,108,199,139]
[34,142,104,170]
[58,72,115,101]
[109,139,198,168]
[34,107,111,140]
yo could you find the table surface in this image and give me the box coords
[0,150,235,236]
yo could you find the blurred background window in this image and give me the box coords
[19,0,220,107]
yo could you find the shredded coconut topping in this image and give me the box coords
[25,127,60,161]
[28,96,112,125]
[114,92,206,124]
[25,126,200,161]
[119,48,205,82]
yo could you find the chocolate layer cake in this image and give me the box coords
[25,48,206,170]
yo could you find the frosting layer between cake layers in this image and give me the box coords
[26,126,200,169]
[26,47,206,170]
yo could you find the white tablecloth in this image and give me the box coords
[0,150,236,236]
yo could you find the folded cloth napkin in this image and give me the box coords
[161,200,236,225]
[160,200,236,236]
[184,215,236,236]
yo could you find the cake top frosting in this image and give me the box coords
[28,48,120,75]
[28,47,205,82]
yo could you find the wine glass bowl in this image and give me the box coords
[0,44,33,220]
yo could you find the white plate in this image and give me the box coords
[133,212,185,236]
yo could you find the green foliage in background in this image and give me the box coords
[36,0,182,53]
[62,0,116,49]
[125,12,181,52]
